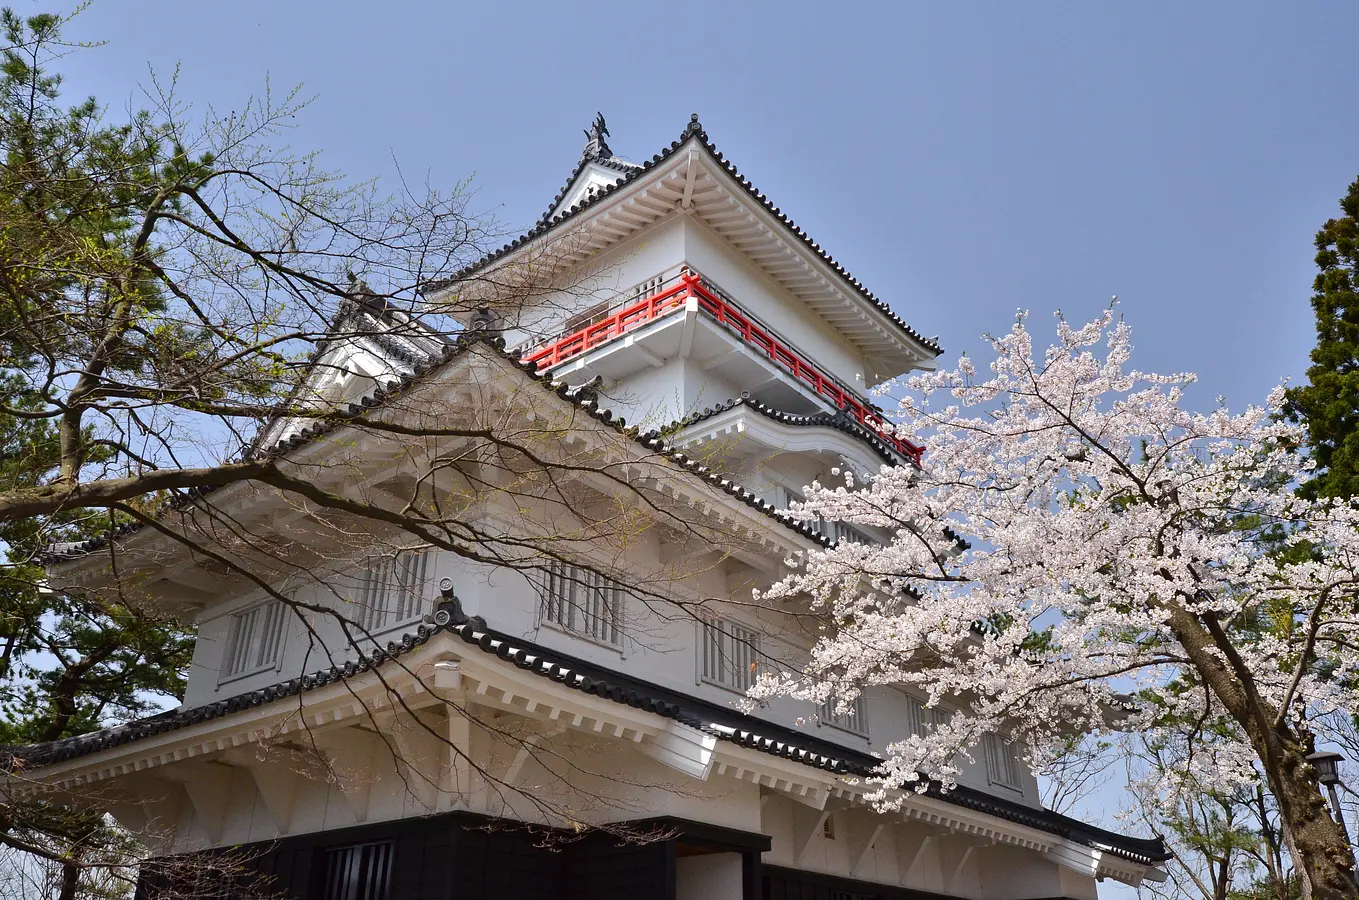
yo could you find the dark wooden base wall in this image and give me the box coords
[136,812,758,900]
[135,813,970,900]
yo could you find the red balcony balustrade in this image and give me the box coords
[520,270,925,465]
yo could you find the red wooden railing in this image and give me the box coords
[521,270,924,464]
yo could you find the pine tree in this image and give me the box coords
[1285,176,1359,499]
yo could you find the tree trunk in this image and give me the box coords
[1261,739,1357,900]
[57,857,78,900]
[1164,607,1357,899]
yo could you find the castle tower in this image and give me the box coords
[12,115,1167,900]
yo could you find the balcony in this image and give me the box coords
[520,268,924,464]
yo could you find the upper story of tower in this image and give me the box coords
[424,114,941,465]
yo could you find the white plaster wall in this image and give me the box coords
[679,218,873,390]
[181,521,1040,806]
[505,215,883,415]
[506,216,688,347]
[676,853,743,900]
[176,201,1038,802]
[598,356,745,431]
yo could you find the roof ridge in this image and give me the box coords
[43,335,833,563]
[425,115,941,357]
[3,612,1167,866]
[666,396,907,466]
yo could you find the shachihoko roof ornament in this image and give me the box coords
[581,111,612,161]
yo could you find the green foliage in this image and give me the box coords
[0,5,192,749]
[1230,873,1304,900]
[0,10,194,893]
[1286,176,1359,500]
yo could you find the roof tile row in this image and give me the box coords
[3,603,1167,865]
[430,115,941,357]
[43,332,832,563]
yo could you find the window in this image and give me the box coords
[819,693,869,737]
[904,693,927,737]
[699,615,759,692]
[540,561,623,647]
[818,520,873,546]
[775,485,872,546]
[904,693,952,739]
[984,733,1024,790]
[775,484,805,509]
[904,693,946,737]
[222,600,287,680]
[357,551,432,633]
[633,275,665,300]
[563,299,611,333]
[321,841,393,900]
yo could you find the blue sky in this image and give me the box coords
[52,1,1359,411]
[44,0,1359,883]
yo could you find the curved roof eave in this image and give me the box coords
[42,334,833,566]
[4,611,1168,868]
[423,116,941,360]
[670,396,912,467]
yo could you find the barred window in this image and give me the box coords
[222,600,287,679]
[818,520,873,546]
[904,693,952,738]
[540,561,623,647]
[904,693,927,737]
[775,484,805,509]
[700,615,759,692]
[322,840,393,900]
[357,551,432,633]
[819,693,869,737]
[984,733,1024,790]
[775,484,872,546]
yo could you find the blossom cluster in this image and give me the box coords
[751,310,1359,806]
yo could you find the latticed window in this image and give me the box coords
[633,274,665,300]
[700,615,759,692]
[357,551,432,632]
[322,840,393,900]
[775,484,872,546]
[819,693,869,737]
[903,692,953,739]
[984,733,1024,790]
[222,600,287,679]
[540,561,623,647]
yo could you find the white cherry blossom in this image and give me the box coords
[752,310,1359,900]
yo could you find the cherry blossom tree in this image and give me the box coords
[751,310,1359,900]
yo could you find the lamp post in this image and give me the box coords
[1307,751,1351,846]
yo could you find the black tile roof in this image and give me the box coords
[3,605,1167,866]
[534,152,640,229]
[669,396,909,466]
[42,333,832,563]
[426,115,942,358]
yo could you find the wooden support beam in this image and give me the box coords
[937,833,993,887]
[896,823,947,886]
[104,798,151,836]
[312,727,382,824]
[680,149,698,209]
[500,724,565,788]
[793,807,831,867]
[442,705,477,812]
[161,762,235,843]
[678,301,698,360]
[385,714,443,813]
[847,819,887,879]
[622,334,665,368]
[222,749,300,834]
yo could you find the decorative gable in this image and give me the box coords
[254,278,450,450]
[542,112,640,224]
